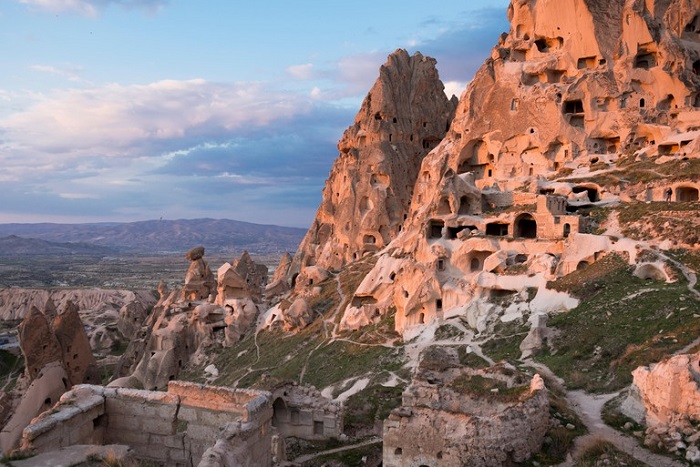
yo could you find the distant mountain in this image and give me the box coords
[0,235,117,256]
[0,219,306,255]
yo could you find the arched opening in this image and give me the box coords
[572,185,600,202]
[577,261,589,271]
[419,313,425,324]
[639,98,645,108]
[290,273,299,287]
[676,186,699,202]
[515,213,537,239]
[272,399,289,427]
[485,222,509,237]
[363,234,376,244]
[563,223,571,238]
[470,258,481,272]
[437,197,451,215]
[458,195,472,215]
[394,448,402,456]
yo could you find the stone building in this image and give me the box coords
[383,349,550,466]
[270,382,343,440]
[20,381,273,467]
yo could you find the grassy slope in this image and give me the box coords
[535,253,700,393]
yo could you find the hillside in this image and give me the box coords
[0,218,305,255]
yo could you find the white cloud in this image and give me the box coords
[286,63,315,80]
[31,64,84,82]
[0,80,313,180]
[18,0,165,16]
[443,80,467,99]
[58,192,100,199]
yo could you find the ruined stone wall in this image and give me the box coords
[383,375,550,467]
[20,382,272,467]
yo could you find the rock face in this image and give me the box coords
[317,0,700,337]
[182,246,216,301]
[118,248,268,390]
[287,49,457,283]
[383,347,549,466]
[52,301,100,386]
[629,351,700,457]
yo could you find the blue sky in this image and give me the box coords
[0,0,509,227]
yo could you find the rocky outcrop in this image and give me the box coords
[383,347,549,466]
[182,246,216,301]
[626,352,700,459]
[52,301,100,386]
[287,49,457,284]
[216,251,268,305]
[323,0,700,337]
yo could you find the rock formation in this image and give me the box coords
[1,299,99,453]
[383,347,549,466]
[116,248,268,390]
[287,49,457,286]
[182,246,216,301]
[624,352,700,460]
[311,0,700,338]
[52,301,100,386]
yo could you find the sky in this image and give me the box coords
[0,0,510,228]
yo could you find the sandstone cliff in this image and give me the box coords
[286,49,457,284]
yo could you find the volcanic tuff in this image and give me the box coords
[282,0,700,335]
[286,49,457,280]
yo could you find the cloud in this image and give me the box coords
[287,63,315,80]
[443,80,468,99]
[0,78,353,226]
[18,0,166,16]
[0,79,314,162]
[31,64,84,82]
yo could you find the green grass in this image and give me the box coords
[180,254,407,392]
[449,374,528,401]
[481,319,529,363]
[572,437,647,466]
[343,383,405,435]
[537,254,700,392]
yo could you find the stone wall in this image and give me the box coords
[383,373,550,467]
[20,381,272,467]
[270,383,343,440]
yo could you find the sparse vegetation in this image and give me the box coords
[573,437,646,466]
[539,253,700,392]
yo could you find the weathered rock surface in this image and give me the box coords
[317,0,700,337]
[383,347,549,466]
[52,301,100,386]
[182,245,216,301]
[630,351,700,455]
[287,49,457,284]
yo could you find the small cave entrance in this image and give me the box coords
[290,273,299,288]
[573,185,600,202]
[676,186,699,202]
[437,197,452,215]
[485,222,509,237]
[563,223,571,238]
[563,100,584,114]
[634,51,657,69]
[429,220,444,239]
[514,213,537,239]
[577,261,590,271]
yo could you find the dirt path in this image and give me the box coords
[558,390,686,467]
[290,437,382,464]
[527,362,685,467]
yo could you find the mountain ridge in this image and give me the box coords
[0,218,306,256]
